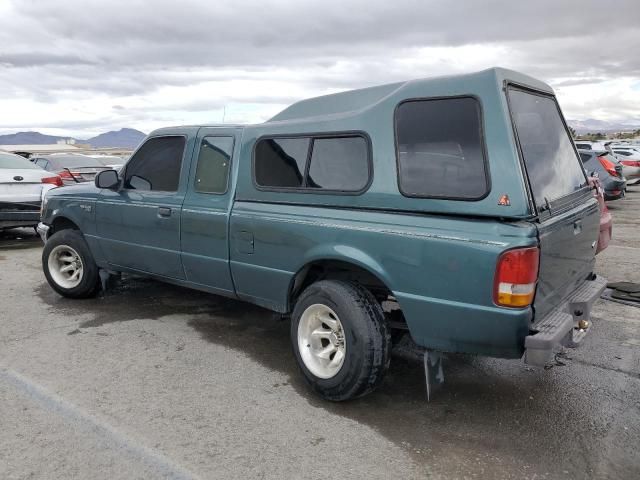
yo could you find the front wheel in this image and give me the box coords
[42,229,100,298]
[291,280,390,401]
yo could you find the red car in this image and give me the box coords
[589,176,612,254]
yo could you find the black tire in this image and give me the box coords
[42,229,100,298]
[291,280,391,401]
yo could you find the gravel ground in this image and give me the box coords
[1,186,639,480]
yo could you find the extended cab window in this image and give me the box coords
[124,136,185,192]
[395,97,489,199]
[508,88,587,208]
[194,136,233,194]
[254,135,370,192]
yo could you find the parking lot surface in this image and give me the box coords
[1,187,640,480]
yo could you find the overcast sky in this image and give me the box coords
[1,0,639,138]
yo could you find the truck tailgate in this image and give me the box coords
[533,198,600,319]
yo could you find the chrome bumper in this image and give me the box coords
[36,222,50,243]
[524,275,607,367]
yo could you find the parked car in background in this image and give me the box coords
[588,176,612,254]
[0,151,62,230]
[609,147,640,182]
[30,154,110,185]
[89,155,126,170]
[578,149,626,200]
[575,141,595,150]
[575,141,640,181]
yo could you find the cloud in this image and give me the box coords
[1,0,639,136]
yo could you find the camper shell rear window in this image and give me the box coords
[507,86,588,210]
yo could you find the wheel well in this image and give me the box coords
[50,217,80,235]
[289,260,393,310]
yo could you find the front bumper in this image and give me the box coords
[36,222,50,243]
[524,275,607,367]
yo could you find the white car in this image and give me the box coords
[0,151,62,230]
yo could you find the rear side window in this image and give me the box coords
[395,97,489,199]
[254,138,309,188]
[575,143,592,150]
[254,134,370,192]
[124,136,185,192]
[194,136,233,194]
[508,88,587,208]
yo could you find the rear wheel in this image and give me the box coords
[291,280,390,401]
[42,229,100,298]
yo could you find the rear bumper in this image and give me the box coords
[604,179,627,200]
[0,208,40,229]
[604,192,624,201]
[524,275,607,367]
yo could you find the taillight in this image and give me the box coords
[41,175,63,187]
[621,160,640,168]
[598,156,619,177]
[494,247,540,308]
[58,170,73,179]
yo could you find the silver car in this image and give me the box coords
[610,147,640,182]
[30,154,110,185]
[0,152,62,230]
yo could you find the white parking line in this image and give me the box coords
[0,367,200,480]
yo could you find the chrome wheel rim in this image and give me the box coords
[48,245,83,289]
[298,304,346,379]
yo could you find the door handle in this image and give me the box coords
[158,207,172,218]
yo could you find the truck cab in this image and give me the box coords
[39,68,606,401]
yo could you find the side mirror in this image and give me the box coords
[95,170,120,189]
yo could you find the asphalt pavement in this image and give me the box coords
[1,187,639,479]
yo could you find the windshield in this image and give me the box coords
[0,152,40,169]
[508,88,587,209]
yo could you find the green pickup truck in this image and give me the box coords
[38,68,606,401]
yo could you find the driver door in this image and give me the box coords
[95,133,194,279]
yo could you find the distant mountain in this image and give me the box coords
[85,128,146,149]
[568,119,640,135]
[0,131,70,145]
[0,128,146,149]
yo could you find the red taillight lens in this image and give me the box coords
[494,247,540,308]
[598,156,618,177]
[621,160,640,168]
[41,175,63,187]
[58,170,73,179]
